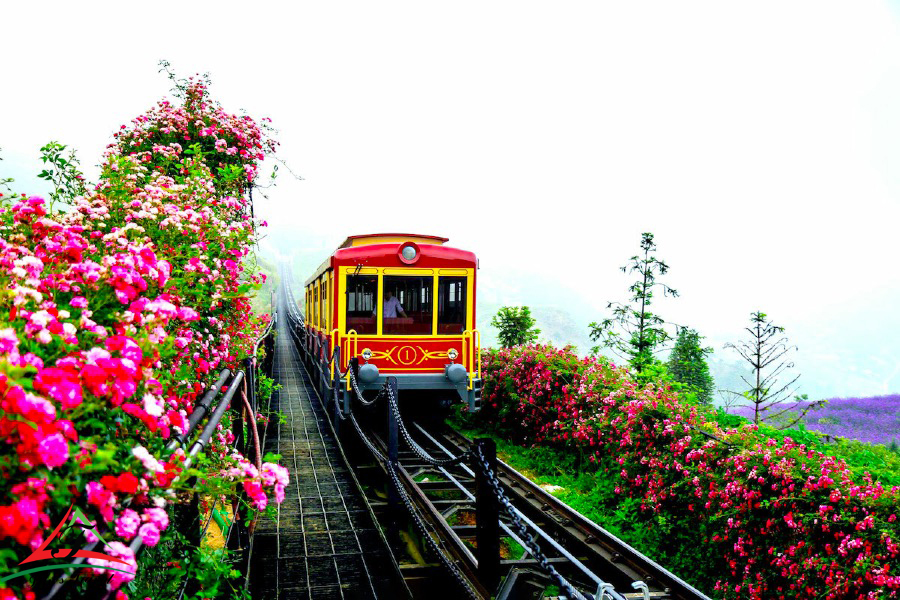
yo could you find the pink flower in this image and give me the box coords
[0,328,19,355]
[115,509,141,539]
[36,432,69,468]
[142,507,169,531]
[177,307,199,321]
[88,541,136,588]
[138,522,160,546]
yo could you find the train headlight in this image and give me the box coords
[447,348,458,362]
[362,348,372,362]
[398,242,420,264]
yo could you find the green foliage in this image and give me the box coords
[667,327,715,404]
[589,232,678,373]
[490,306,540,348]
[36,141,87,212]
[128,523,250,600]
[469,344,900,598]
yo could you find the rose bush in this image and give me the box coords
[0,78,284,599]
[474,345,900,599]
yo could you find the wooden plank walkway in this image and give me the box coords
[248,311,403,599]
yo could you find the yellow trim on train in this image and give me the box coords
[331,266,474,338]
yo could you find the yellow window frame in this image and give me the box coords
[337,266,474,338]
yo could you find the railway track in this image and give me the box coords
[281,274,710,600]
[347,411,710,600]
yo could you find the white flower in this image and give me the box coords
[143,393,164,417]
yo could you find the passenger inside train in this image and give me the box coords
[377,290,408,319]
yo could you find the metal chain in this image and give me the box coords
[347,401,478,599]
[332,390,347,421]
[386,460,480,600]
[385,384,471,467]
[347,366,386,406]
[472,446,594,600]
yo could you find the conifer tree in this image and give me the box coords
[668,327,715,404]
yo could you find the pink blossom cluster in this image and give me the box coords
[478,345,900,599]
[0,80,282,598]
[227,457,290,510]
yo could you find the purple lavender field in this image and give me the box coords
[732,394,900,446]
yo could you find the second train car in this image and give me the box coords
[301,233,481,411]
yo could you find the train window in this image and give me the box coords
[383,276,433,335]
[321,278,327,330]
[346,275,377,335]
[438,277,466,334]
[313,285,319,328]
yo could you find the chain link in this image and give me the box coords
[346,364,387,406]
[472,445,594,600]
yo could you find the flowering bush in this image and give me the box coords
[475,345,900,599]
[0,78,285,599]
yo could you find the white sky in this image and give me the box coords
[4,1,900,398]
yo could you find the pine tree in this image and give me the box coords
[667,327,715,404]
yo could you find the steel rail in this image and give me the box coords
[434,426,713,600]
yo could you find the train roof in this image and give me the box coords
[339,233,449,248]
[304,234,475,286]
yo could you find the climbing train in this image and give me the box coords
[299,233,481,412]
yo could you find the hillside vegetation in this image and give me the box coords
[458,345,900,599]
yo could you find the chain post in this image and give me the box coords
[386,376,400,537]
[349,357,360,385]
[332,348,342,435]
[475,438,501,592]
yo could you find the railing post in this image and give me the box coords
[347,357,358,414]
[332,347,341,435]
[475,438,501,592]
[181,491,202,598]
[386,376,400,536]
[234,360,248,456]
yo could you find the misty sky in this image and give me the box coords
[4,1,900,399]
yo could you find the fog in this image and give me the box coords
[5,0,900,399]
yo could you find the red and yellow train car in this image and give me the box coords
[302,233,481,410]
